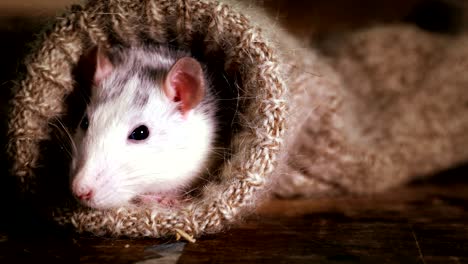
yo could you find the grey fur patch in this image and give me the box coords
[98,71,131,103]
[101,85,124,102]
[140,66,167,83]
[96,45,191,106]
[134,90,150,107]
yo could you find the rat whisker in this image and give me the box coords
[182,186,203,196]
[48,120,75,159]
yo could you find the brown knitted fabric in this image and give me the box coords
[7,0,289,238]
[274,25,468,197]
[7,0,468,238]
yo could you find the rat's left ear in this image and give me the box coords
[93,46,114,85]
[164,57,206,116]
[77,46,113,93]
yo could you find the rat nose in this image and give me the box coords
[75,187,94,201]
[77,190,94,201]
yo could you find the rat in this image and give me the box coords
[69,45,217,209]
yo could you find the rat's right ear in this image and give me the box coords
[164,57,206,117]
[92,46,113,85]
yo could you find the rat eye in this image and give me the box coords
[128,125,149,141]
[80,115,89,131]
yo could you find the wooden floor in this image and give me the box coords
[0,168,467,263]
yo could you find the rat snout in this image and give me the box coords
[75,188,94,202]
[74,185,95,202]
[72,178,95,203]
[71,166,134,209]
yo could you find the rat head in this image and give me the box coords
[70,46,215,209]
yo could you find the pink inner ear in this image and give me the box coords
[93,47,113,85]
[164,57,205,115]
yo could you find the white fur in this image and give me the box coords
[71,56,215,209]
